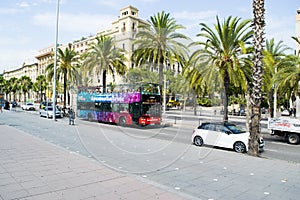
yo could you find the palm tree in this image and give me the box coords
[19,76,33,103]
[248,0,265,156]
[133,11,190,87]
[8,77,19,101]
[190,16,253,122]
[0,77,10,100]
[34,75,48,102]
[292,36,300,56]
[262,38,290,117]
[46,47,79,107]
[83,35,127,92]
[274,54,300,106]
[0,76,6,106]
[0,76,5,94]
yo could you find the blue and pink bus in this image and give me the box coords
[77,83,161,126]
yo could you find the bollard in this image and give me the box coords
[174,116,177,124]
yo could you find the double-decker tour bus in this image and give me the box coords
[77,83,161,126]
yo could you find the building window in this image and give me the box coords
[122,22,126,31]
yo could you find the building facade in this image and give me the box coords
[2,5,149,104]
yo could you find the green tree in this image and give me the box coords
[262,38,290,117]
[0,77,10,100]
[83,35,127,92]
[8,77,19,101]
[133,11,189,86]
[0,76,5,94]
[19,76,33,103]
[83,36,127,90]
[46,47,80,107]
[274,54,300,106]
[292,36,300,56]
[190,16,253,122]
[249,0,265,156]
[125,67,158,84]
[34,75,48,102]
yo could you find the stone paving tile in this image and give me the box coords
[0,126,187,200]
[0,189,29,200]
[19,192,61,200]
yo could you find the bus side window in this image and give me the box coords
[120,104,129,113]
[112,103,119,112]
[103,103,112,112]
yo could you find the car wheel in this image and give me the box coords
[118,117,126,127]
[193,136,203,146]
[287,134,300,144]
[233,141,246,153]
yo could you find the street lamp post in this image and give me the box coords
[53,0,60,121]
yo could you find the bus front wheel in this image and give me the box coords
[118,117,126,127]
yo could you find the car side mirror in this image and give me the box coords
[225,131,231,135]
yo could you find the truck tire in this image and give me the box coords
[287,134,300,144]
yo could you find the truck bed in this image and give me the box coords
[268,117,300,133]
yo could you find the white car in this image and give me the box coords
[192,122,264,153]
[39,106,61,118]
[21,103,35,111]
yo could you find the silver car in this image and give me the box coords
[39,106,61,118]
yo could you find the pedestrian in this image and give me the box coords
[68,108,75,125]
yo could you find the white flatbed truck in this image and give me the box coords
[268,117,300,144]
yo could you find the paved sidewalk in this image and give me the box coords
[0,125,190,200]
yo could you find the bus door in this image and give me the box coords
[99,102,112,122]
[130,102,140,124]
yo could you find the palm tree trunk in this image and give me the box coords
[40,86,43,103]
[249,0,265,156]
[158,49,164,87]
[223,71,230,122]
[102,70,107,93]
[193,92,197,116]
[63,73,67,107]
[24,92,27,103]
[268,88,274,118]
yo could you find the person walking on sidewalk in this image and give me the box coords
[68,108,75,125]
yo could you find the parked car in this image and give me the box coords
[281,109,290,116]
[192,122,264,153]
[21,103,35,111]
[40,101,53,109]
[39,106,61,118]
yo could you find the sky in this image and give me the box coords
[0,0,299,73]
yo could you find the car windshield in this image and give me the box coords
[225,123,246,134]
[46,107,53,111]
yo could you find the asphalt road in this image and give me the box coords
[1,107,300,165]
[1,108,300,199]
